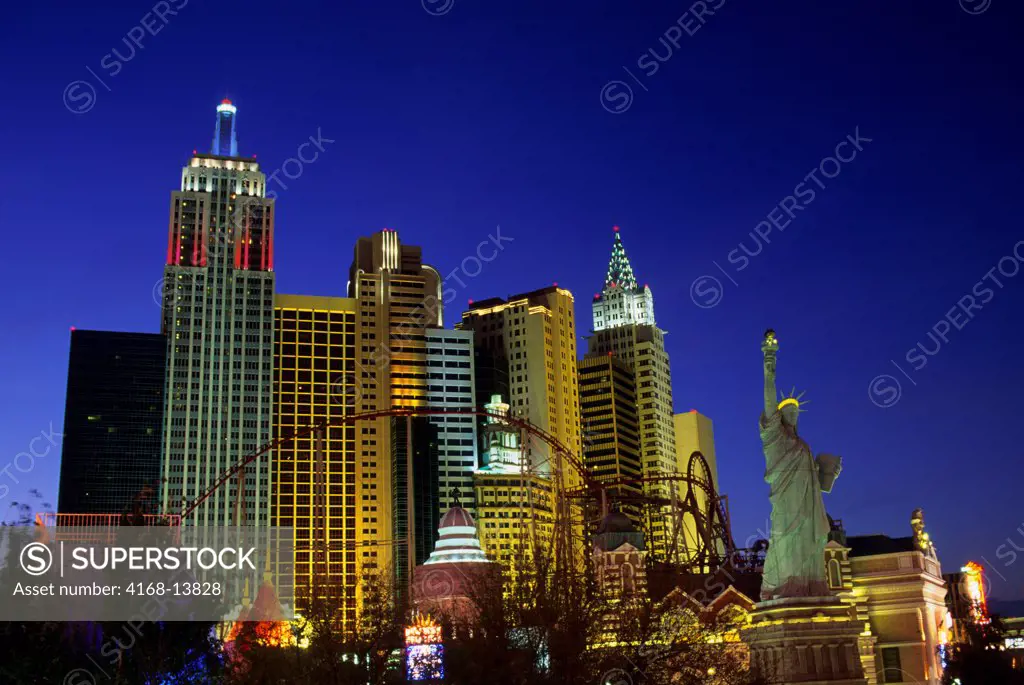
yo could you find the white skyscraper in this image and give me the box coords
[425,328,479,515]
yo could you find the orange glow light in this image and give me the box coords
[405,613,442,646]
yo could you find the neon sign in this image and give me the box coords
[405,613,444,681]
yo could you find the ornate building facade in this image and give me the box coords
[832,511,949,685]
[473,395,555,569]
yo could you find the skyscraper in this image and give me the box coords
[58,330,165,514]
[459,286,581,482]
[674,409,723,566]
[159,101,275,528]
[346,229,442,582]
[424,329,478,516]
[459,286,583,568]
[391,415,440,602]
[272,294,358,633]
[586,227,678,561]
[578,353,643,529]
[674,409,719,491]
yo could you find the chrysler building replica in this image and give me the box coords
[586,227,679,562]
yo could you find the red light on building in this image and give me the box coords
[221,98,232,105]
[612,225,620,232]
[468,299,474,305]
[70,326,76,332]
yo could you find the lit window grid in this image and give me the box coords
[273,305,357,631]
[160,261,275,527]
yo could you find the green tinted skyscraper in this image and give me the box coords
[159,101,275,527]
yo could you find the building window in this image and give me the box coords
[827,558,842,589]
[880,647,903,682]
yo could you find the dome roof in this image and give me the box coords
[594,511,646,552]
[424,506,491,566]
[440,506,476,530]
[597,511,636,535]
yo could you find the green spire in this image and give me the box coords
[604,227,638,290]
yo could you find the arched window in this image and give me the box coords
[827,558,842,589]
[621,563,635,594]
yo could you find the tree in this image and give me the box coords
[0,488,224,684]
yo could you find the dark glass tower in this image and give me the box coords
[57,330,165,514]
[391,416,440,606]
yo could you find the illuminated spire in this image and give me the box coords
[604,226,638,290]
[212,99,238,157]
[593,226,655,331]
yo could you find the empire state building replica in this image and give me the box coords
[159,100,276,528]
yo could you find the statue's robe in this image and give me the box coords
[759,410,831,600]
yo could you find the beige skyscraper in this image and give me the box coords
[674,409,723,566]
[346,229,442,593]
[586,227,679,562]
[459,286,581,482]
[459,285,583,567]
[674,409,719,487]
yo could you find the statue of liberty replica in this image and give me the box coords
[759,329,842,600]
[741,329,867,685]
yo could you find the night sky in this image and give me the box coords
[3,1,1023,598]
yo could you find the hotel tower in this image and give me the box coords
[159,100,276,528]
[586,227,679,561]
[346,230,443,595]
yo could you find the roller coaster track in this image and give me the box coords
[177,405,735,570]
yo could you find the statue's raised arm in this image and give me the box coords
[761,329,779,417]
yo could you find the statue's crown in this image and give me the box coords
[777,387,808,411]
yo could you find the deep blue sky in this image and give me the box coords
[2,1,1023,598]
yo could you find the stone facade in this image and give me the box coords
[742,597,868,684]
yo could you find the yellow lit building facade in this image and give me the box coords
[459,286,582,562]
[674,410,718,484]
[347,229,442,591]
[827,512,949,684]
[272,294,358,633]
